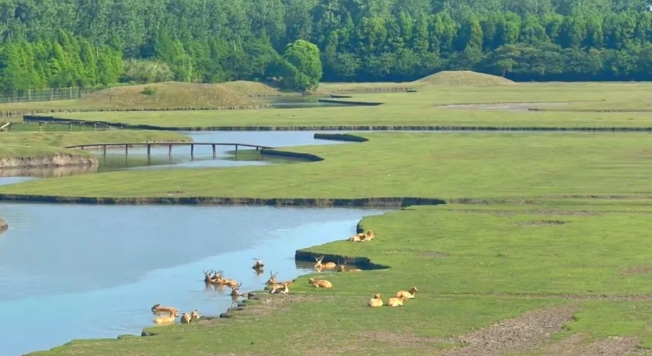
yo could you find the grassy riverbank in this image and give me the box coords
[32,81,652,129]
[30,202,652,355]
[0,130,192,160]
[2,132,652,199]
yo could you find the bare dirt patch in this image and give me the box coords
[437,102,569,111]
[539,334,649,356]
[514,220,567,227]
[441,306,576,356]
[620,265,652,276]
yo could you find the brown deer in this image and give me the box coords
[348,233,364,242]
[252,257,264,270]
[386,295,405,307]
[337,258,362,272]
[151,304,179,317]
[190,309,200,320]
[269,282,290,294]
[362,230,376,241]
[230,282,243,297]
[368,293,383,307]
[314,255,337,270]
[308,277,333,288]
[395,286,418,300]
[203,270,217,284]
[265,271,279,286]
[180,312,191,324]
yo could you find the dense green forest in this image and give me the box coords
[2,0,652,91]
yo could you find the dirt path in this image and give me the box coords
[441,306,576,356]
[537,334,649,356]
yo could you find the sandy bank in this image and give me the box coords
[0,154,99,169]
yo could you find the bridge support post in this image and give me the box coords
[191,144,194,157]
[125,144,128,157]
[212,144,216,158]
[168,144,172,156]
[235,144,238,156]
[147,144,151,157]
[103,145,107,157]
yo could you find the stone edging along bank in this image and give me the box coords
[23,115,652,132]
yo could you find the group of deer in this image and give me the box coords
[368,286,419,307]
[347,230,376,242]
[203,269,244,298]
[151,304,201,325]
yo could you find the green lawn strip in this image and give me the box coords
[3,132,652,199]
[0,130,192,159]
[29,82,652,129]
[43,106,652,129]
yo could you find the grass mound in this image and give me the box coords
[416,70,515,86]
[81,82,256,108]
[219,80,286,96]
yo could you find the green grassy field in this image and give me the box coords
[31,81,652,129]
[0,130,191,159]
[3,132,652,199]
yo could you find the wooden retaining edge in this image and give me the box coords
[294,250,390,270]
[317,98,383,106]
[0,195,447,207]
[23,116,652,132]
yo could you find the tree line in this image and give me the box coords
[1,0,652,91]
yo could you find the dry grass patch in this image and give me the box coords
[620,266,652,277]
[83,82,255,108]
[534,334,647,356]
[416,70,515,86]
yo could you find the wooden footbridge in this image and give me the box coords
[64,142,275,157]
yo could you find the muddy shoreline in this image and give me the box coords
[0,154,99,169]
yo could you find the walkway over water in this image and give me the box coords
[64,142,275,157]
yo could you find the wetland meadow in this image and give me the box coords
[4,72,652,355]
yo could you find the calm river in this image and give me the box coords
[0,131,387,356]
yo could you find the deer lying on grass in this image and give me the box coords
[347,230,376,242]
[386,295,405,307]
[308,277,333,288]
[337,258,362,272]
[395,286,418,300]
[314,255,337,270]
[269,282,290,294]
[368,293,383,307]
[191,309,200,320]
[252,257,264,270]
[153,314,176,325]
[180,312,191,324]
[362,230,375,241]
[230,282,243,297]
[151,304,179,317]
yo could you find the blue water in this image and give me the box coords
[0,203,386,356]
